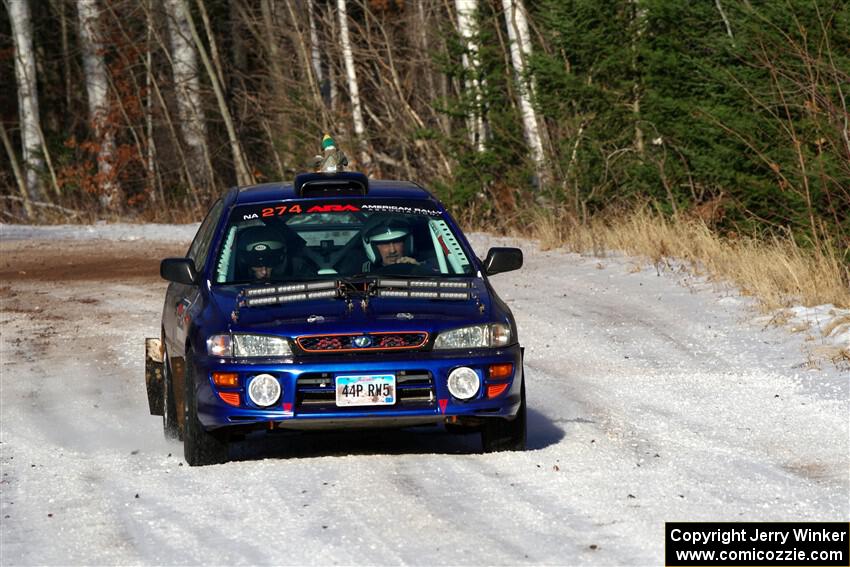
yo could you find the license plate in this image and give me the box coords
[335,374,396,407]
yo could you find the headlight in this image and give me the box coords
[433,323,512,349]
[206,334,292,357]
[247,373,281,407]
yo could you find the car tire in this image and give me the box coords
[162,354,180,440]
[481,378,527,453]
[183,349,229,466]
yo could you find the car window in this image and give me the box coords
[213,200,474,283]
[188,199,225,271]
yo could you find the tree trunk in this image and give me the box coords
[502,0,548,189]
[163,0,213,190]
[76,0,121,210]
[259,0,286,102]
[308,0,328,105]
[256,0,292,172]
[57,0,72,120]
[282,0,325,123]
[145,0,163,206]
[454,0,486,151]
[415,0,437,118]
[336,0,371,168]
[631,0,645,157]
[7,0,45,202]
[715,0,734,40]
[0,120,34,219]
[182,0,253,186]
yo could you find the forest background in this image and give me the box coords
[2,0,849,308]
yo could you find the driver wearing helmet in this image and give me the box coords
[236,225,288,281]
[362,218,419,271]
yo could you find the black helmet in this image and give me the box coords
[237,225,286,269]
[362,218,412,263]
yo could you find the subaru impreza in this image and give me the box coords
[144,172,525,465]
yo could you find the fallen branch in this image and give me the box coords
[0,208,19,221]
[0,195,81,217]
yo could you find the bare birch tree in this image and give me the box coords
[337,0,371,167]
[163,0,212,189]
[502,0,548,188]
[183,0,253,186]
[76,0,121,209]
[630,0,645,157]
[0,120,34,218]
[308,0,327,105]
[455,0,486,151]
[6,0,45,202]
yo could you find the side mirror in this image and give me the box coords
[483,247,523,276]
[160,258,198,285]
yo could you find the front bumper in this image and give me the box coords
[192,345,523,431]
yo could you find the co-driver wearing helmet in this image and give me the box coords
[237,225,287,281]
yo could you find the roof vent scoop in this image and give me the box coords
[294,171,369,197]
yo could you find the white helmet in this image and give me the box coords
[237,226,286,270]
[362,218,413,263]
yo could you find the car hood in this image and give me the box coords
[208,279,496,337]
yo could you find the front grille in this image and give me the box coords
[295,370,435,413]
[296,332,428,353]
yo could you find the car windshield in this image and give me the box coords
[212,200,475,284]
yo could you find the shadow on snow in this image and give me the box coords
[225,407,564,462]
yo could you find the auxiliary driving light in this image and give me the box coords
[247,374,281,407]
[447,367,480,400]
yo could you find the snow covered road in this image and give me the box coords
[1,226,847,565]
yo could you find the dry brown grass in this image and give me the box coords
[822,314,850,337]
[518,206,850,310]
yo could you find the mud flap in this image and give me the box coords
[145,338,164,416]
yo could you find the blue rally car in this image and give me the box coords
[144,172,525,465]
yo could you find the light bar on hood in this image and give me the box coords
[244,281,336,298]
[244,289,338,307]
[375,278,471,300]
[377,279,470,289]
[242,281,339,307]
[377,289,470,300]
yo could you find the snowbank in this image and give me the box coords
[0,222,199,242]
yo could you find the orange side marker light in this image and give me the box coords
[488,363,513,380]
[212,372,239,387]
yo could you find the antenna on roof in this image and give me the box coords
[315,134,349,173]
[297,134,366,196]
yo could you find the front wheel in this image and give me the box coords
[183,350,229,466]
[481,379,527,453]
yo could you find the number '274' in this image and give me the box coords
[261,205,302,217]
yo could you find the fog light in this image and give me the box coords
[247,374,281,407]
[447,367,480,400]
